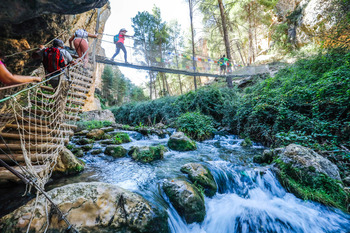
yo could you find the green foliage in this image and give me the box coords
[175,112,215,141]
[275,159,349,212]
[113,132,131,144]
[77,120,112,130]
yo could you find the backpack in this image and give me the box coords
[43,47,66,74]
[113,34,119,44]
[75,29,87,38]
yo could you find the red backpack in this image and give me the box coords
[43,47,66,74]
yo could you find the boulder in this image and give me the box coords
[167,132,196,151]
[100,127,115,133]
[100,139,115,145]
[75,130,89,136]
[163,179,205,224]
[81,144,93,152]
[155,123,166,129]
[0,182,169,233]
[53,147,84,176]
[181,163,217,197]
[129,145,166,163]
[75,137,93,145]
[86,129,105,140]
[104,146,127,158]
[278,144,341,180]
[253,148,284,164]
[80,109,116,124]
[91,149,103,155]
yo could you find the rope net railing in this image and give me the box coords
[0,41,96,188]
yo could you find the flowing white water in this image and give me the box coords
[67,130,350,232]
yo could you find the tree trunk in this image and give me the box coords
[189,0,197,90]
[247,2,254,65]
[218,0,233,88]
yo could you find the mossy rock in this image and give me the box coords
[167,132,196,151]
[163,179,205,224]
[53,148,85,176]
[181,163,217,197]
[104,146,127,158]
[114,132,131,144]
[100,139,115,145]
[91,149,103,155]
[86,129,105,140]
[81,144,93,151]
[73,149,84,157]
[129,145,166,163]
[100,127,115,133]
[241,137,252,147]
[75,138,94,145]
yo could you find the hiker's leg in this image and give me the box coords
[111,44,121,60]
[73,38,83,57]
[120,43,127,62]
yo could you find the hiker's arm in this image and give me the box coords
[0,64,41,85]
[88,33,98,38]
[125,35,133,38]
[69,35,75,49]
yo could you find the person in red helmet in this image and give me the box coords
[111,28,132,63]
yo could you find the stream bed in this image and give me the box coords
[3,130,350,232]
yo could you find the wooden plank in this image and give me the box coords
[5,124,74,136]
[0,154,52,162]
[16,117,77,130]
[70,72,93,83]
[27,109,80,121]
[29,100,82,113]
[37,88,87,100]
[0,143,62,151]
[0,133,69,143]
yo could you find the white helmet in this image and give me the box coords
[120,28,127,32]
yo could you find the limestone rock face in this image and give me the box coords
[279,144,341,180]
[0,182,169,233]
[0,0,108,23]
[80,109,116,124]
[53,147,85,176]
[181,163,217,197]
[167,132,196,151]
[163,179,205,224]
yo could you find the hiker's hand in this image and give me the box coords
[39,45,45,50]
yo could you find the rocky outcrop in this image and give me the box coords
[129,145,166,163]
[162,179,205,224]
[167,132,196,151]
[0,182,169,233]
[277,144,340,180]
[181,163,217,197]
[0,0,108,23]
[53,147,85,176]
[80,109,116,124]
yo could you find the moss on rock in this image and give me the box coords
[167,132,196,151]
[104,146,127,158]
[129,145,166,163]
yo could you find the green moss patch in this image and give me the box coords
[275,159,349,212]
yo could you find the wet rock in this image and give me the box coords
[343,176,350,186]
[167,132,196,151]
[86,129,105,140]
[100,139,115,145]
[104,146,127,158]
[163,179,205,224]
[253,148,283,164]
[75,137,93,145]
[155,123,166,129]
[0,182,169,233]
[100,127,114,133]
[91,149,103,155]
[81,144,93,152]
[72,148,84,158]
[75,130,89,136]
[181,163,217,197]
[240,137,252,147]
[53,147,84,176]
[278,144,341,180]
[129,145,166,163]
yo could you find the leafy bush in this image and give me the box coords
[175,112,215,141]
[76,120,112,130]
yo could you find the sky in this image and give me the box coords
[101,0,193,85]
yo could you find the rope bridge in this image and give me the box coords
[99,34,271,78]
